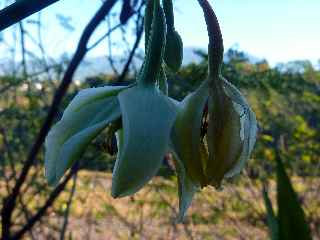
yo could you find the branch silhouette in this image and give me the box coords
[0,0,60,31]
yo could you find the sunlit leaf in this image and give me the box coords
[276,155,312,240]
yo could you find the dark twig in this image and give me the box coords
[19,22,28,78]
[59,170,78,240]
[1,1,118,239]
[107,15,120,76]
[87,23,122,51]
[0,0,60,32]
[117,8,144,82]
[11,165,79,240]
[0,83,16,95]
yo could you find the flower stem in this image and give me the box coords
[163,0,175,31]
[139,0,166,86]
[197,0,224,79]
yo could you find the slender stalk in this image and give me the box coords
[139,0,166,86]
[197,0,224,78]
[163,0,175,30]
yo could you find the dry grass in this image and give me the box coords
[47,171,320,240]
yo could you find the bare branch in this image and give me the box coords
[59,171,78,240]
[87,23,122,51]
[0,0,60,31]
[11,165,79,240]
[117,7,144,82]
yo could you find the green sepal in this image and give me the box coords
[170,80,209,186]
[111,85,177,198]
[170,145,199,222]
[45,85,128,185]
[222,78,257,177]
[206,77,257,187]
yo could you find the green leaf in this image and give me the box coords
[111,86,177,198]
[276,155,312,240]
[262,186,279,240]
[170,80,209,186]
[45,85,128,185]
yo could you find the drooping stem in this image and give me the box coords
[163,0,175,31]
[139,0,166,86]
[197,0,224,79]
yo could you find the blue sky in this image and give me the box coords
[1,0,320,66]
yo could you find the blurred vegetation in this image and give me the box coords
[1,48,319,239]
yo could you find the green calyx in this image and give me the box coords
[197,0,257,188]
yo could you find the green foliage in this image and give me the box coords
[263,154,312,240]
[276,155,312,240]
[262,186,279,240]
